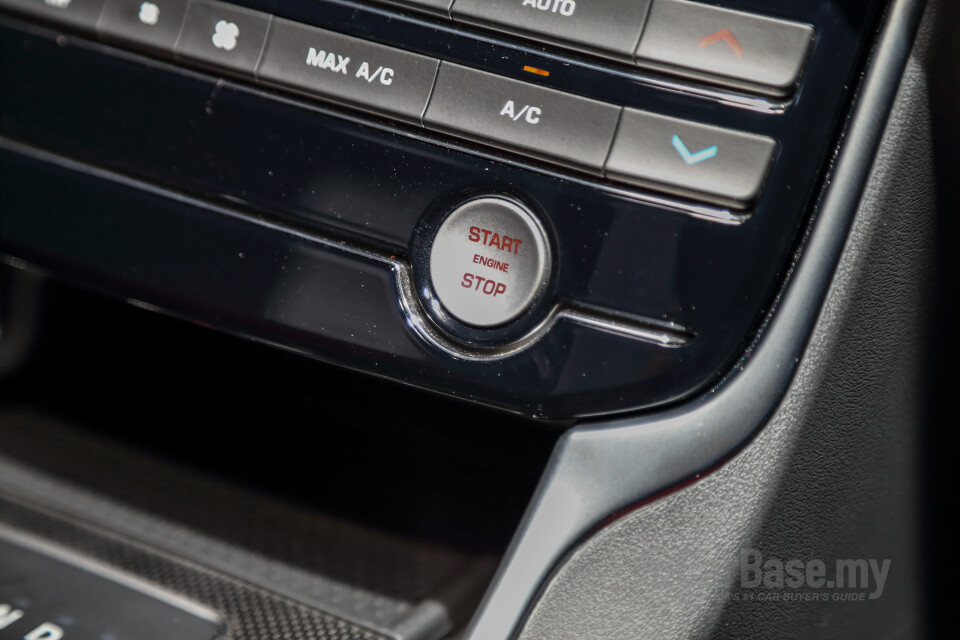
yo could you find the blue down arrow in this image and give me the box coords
[672,135,719,165]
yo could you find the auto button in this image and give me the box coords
[452,0,652,60]
[429,197,550,328]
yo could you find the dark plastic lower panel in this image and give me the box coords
[1,142,726,417]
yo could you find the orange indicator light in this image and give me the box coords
[523,65,550,77]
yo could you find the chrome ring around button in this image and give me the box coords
[428,197,551,329]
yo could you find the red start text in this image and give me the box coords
[468,226,523,254]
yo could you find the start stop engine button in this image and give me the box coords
[429,197,551,328]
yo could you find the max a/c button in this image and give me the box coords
[429,198,550,328]
[257,18,440,123]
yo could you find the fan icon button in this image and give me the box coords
[212,20,239,51]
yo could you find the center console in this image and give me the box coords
[0,0,887,418]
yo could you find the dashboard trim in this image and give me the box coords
[457,0,930,637]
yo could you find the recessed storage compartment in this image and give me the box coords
[0,273,561,639]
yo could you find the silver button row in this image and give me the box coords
[425,63,776,208]
[385,0,815,97]
[0,0,777,207]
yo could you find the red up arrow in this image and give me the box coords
[698,28,744,58]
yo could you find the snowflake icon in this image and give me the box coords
[138,2,160,26]
[212,20,239,52]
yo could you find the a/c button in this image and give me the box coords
[429,198,551,328]
[424,63,621,173]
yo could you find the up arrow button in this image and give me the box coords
[698,28,744,58]
[635,0,813,96]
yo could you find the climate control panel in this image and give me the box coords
[1,0,793,208]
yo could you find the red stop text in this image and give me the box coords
[461,273,508,297]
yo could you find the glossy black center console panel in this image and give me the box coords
[0,0,888,418]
